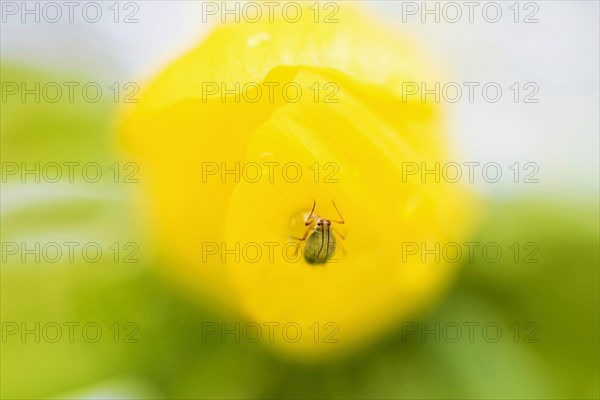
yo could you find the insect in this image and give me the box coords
[292,200,345,264]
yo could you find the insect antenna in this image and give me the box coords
[306,199,317,226]
[331,199,345,224]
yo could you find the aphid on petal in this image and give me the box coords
[291,200,345,264]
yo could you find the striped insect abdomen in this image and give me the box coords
[304,227,336,264]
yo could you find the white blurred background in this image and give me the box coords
[2,0,598,198]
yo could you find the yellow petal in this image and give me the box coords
[223,68,476,357]
[120,3,480,357]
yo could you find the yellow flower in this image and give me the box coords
[120,3,479,358]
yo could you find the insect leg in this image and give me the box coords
[332,226,345,240]
[289,219,316,241]
[316,225,325,261]
[289,219,316,257]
